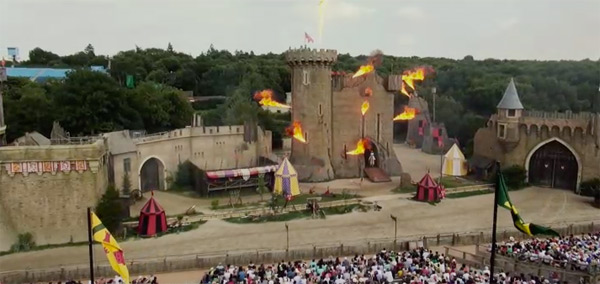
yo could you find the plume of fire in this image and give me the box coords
[319,0,326,41]
[352,50,383,79]
[352,64,374,78]
[253,89,290,108]
[361,100,370,116]
[364,87,373,97]
[393,106,418,121]
[286,121,307,143]
[346,139,370,155]
[400,67,427,97]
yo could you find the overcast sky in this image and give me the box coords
[1,0,599,60]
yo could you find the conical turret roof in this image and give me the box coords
[497,78,524,110]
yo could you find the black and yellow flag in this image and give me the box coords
[91,212,130,283]
[496,168,560,237]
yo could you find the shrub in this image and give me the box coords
[122,172,131,196]
[95,186,122,233]
[210,200,219,210]
[502,165,527,190]
[579,178,600,197]
[10,232,36,252]
[256,174,268,201]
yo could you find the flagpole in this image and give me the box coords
[87,207,95,284]
[489,162,500,283]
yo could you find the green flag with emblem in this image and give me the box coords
[496,167,560,237]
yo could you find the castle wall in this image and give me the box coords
[133,126,271,188]
[330,74,400,178]
[0,140,108,251]
[473,114,600,189]
[406,97,430,147]
[112,151,138,192]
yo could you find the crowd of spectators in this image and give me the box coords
[199,247,564,284]
[494,233,600,272]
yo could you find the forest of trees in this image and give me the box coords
[2,44,599,155]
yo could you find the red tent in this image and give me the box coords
[138,192,167,236]
[414,172,444,203]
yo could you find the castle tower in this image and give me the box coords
[0,69,6,146]
[285,47,337,181]
[496,78,524,144]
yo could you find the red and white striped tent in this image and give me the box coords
[414,172,444,203]
[138,192,167,236]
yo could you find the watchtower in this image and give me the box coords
[496,78,524,147]
[285,47,337,181]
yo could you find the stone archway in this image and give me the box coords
[139,157,165,192]
[364,140,379,168]
[525,138,580,190]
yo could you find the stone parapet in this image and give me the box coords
[285,47,338,65]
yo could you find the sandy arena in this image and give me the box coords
[0,145,597,275]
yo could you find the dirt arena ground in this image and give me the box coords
[1,145,598,276]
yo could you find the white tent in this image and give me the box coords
[443,144,467,176]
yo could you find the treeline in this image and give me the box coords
[5,44,599,154]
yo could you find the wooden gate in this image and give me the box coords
[528,141,578,190]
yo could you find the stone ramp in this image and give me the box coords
[364,167,391,182]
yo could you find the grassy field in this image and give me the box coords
[224,204,366,224]
[445,190,492,199]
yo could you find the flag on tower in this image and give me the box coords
[90,212,130,283]
[304,32,314,43]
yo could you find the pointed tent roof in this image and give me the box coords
[274,157,300,197]
[497,78,524,110]
[444,144,466,160]
[417,172,438,189]
[140,192,165,215]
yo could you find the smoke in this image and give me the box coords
[369,49,384,66]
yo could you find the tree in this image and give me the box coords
[2,79,54,141]
[122,172,131,196]
[84,44,95,56]
[95,186,122,234]
[50,69,143,135]
[27,48,60,66]
[167,42,174,52]
[130,82,194,133]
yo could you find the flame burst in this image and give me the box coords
[352,64,374,78]
[361,100,370,116]
[253,89,290,108]
[286,121,307,143]
[319,0,326,41]
[400,68,427,97]
[346,139,370,155]
[393,106,418,121]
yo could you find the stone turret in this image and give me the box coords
[285,47,337,181]
[496,78,524,145]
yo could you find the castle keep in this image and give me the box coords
[474,78,600,191]
[285,47,402,182]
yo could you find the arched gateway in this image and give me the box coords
[139,157,165,192]
[526,138,580,190]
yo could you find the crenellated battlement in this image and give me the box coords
[285,46,338,65]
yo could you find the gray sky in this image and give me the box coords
[1,0,599,60]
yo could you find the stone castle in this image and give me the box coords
[285,47,403,181]
[474,78,600,191]
[0,117,272,251]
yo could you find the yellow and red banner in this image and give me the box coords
[90,212,130,284]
